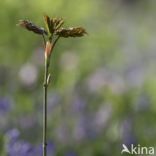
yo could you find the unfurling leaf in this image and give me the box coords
[52,18,64,30]
[55,27,87,38]
[44,15,53,34]
[17,20,47,35]
[44,15,64,35]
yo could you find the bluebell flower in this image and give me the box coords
[6,129,20,142]
[0,97,12,113]
[72,96,86,113]
[5,129,55,156]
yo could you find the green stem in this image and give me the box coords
[42,36,59,156]
[43,59,49,156]
[53,36,60,49]
[42,34,46,47]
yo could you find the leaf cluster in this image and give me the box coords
[17,15,87,39]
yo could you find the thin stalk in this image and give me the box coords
[53,36,60,48]
[43,60,49,156]
[42,36,59,156]
[42,34,46,47]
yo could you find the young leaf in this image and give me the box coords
[55,27,87,38]
[17,20,47,35]
[44,15,53,35]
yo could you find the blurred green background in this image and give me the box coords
[0,0,156,155]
